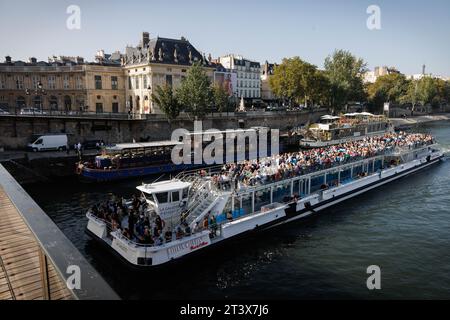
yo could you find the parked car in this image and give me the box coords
[0,108,9,115]
[20,107,47,115]
[27,134,68,152]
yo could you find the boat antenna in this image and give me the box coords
[152,174,165,184]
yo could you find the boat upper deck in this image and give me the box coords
[210,132,434,191]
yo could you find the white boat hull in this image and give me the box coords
[86,150,443,268]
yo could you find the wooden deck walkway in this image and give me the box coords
[0,186,73,300]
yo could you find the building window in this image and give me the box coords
[76,76,83,89]
[33,96,42,109]
[143,76,148,89]
[48,76,56,89]
[95,75,102,89]
[31,76,40,89]
[112,102,119,113]
[135,76,139,89]
[96,103,103,113]
[111,76,118,90]
[63,75,70,89]
[15,76,24,89]
[16,96,26,108]
[166,75,173,87]
[76,96,85,111]
[0,75,6,89]
[128,77,132,90]
[49,96,58,110]
[64,95,72,111]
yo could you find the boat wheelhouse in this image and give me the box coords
[300,113,393,148]
[86,138,443,267]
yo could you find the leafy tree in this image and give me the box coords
[151,85,181,124]
[324,49,367,112]
[269,57,319,108]
[177,62,213,120]
[309,70,331,108]
[401,77,448,111]
[212,84,229,113]
[367,73,409,112]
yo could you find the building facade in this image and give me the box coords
[123,32,215,114]
[363,66,401,83]
[0,56,125,113]
[260,61,277,101]
[219,54,261,99]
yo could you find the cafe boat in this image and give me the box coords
[86,141,443,267]
[300,112,393,148]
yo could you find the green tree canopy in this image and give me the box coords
[401,77,448,110]
[324,49,367,112]
[151,84,181,122]
[212,83,229,113]
[177,62,213,119]
[367,73,410,112]
[269,57,322,108]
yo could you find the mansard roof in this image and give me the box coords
[124,36,213,67]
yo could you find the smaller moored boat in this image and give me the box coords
[300,112,393,148]
[76,141,199,182]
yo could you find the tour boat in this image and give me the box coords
[85,137,443,268]
[76,141,200,182]
[300,113,393,148]
[76,127,278,182]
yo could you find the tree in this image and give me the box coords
[151,85,181,124]
[309,70,331,108]
[177,62,213,120]
[401,77,447,111]
[212,84,229,113]
[367,73,409,112]
[269,57,319,108]
[324,49,367,112]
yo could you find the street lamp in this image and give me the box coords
[25,81,47,112]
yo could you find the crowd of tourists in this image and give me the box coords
[212,132,434,187]
[89,193,192,245]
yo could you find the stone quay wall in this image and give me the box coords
[0,110,326,149]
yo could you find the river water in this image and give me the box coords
[25,121,450,299]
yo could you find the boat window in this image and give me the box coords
[182,188,189,199]
[155,192,169,204]
[171,191,180,202]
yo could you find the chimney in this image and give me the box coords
[5,56,12,64]
[142,32,150,48]
[76,56,84,64]
[29,57,37,64]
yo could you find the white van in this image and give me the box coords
[27,134,68,152]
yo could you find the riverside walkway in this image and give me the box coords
[0,164,119,300]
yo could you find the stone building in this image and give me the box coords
[219,54,261,100]
[0,55,125,113]
[122,32,216,114]
[260,61,277,101]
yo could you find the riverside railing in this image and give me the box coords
[0,164,120,300]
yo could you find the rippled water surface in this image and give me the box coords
[25,121,450,299]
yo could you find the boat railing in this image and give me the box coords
[86,211,118,239]
[110,228,210,250]
[175,165,223,181]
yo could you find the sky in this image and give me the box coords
[0,0,449,76]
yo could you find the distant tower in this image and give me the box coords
[422,64,426,75]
